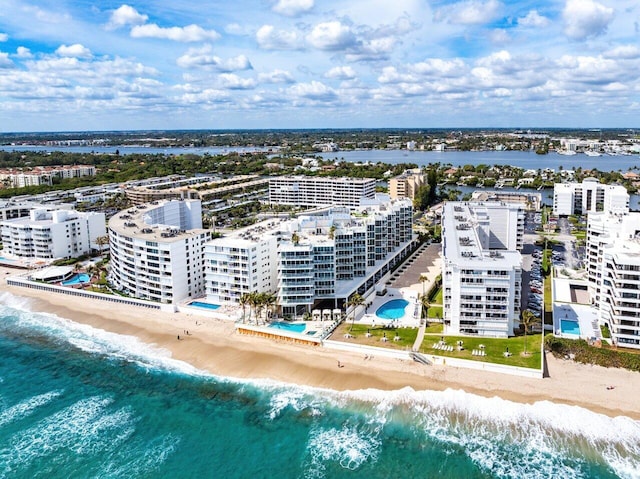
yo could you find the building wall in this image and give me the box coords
[442,202,523,338]
[553,180,629,216]
[269,176,376,208]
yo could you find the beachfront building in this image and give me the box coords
[553,179,629,216]
[108,199,211,305]
[587,211,640,349]
[471,190,542,211]
[389,169,425,201]
[278,195,414,317]
[204,221,279,305]
[0,209,105,261]
[442,202,524,337]
[268,176,376,209]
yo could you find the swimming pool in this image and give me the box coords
[560,319,581,335]
[268,322,306,333]
[189,301,221,310]
[62,273,91,285]
[376,299,409,320]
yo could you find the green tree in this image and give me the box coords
[347,293,365,332]
[520,310,540,355]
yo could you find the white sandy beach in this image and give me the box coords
[2,267,639,420]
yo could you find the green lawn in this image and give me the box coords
[427,305,443,319]
[419,333,543,369]
[424,322,444,334]
[332,322,418,350]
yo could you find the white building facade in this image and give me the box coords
[108,199,211,304]
[0,209,105,261]
[204,221,279,305]
[553,179,629,216]
[587,211,640,349]
[278,195,414,316]
[269,176,376,209]
[442,202,524,337]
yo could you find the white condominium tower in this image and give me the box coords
[204,221,279,304]
[553,179,629,216]
[269,176,376,209]
[0,208,105,261]
[278,195,414,317]
[442,202,524,337]
[108,199,211,304]
[587,211,640,349]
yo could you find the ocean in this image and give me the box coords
[1,291,639,479]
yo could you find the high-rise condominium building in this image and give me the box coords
[553,179,629,216]
[108,199,211,304]
[278,195,414,316]
[0,208,105,261]
[587,211,640,349]
[442,202,524,337]
[268,176,376,209]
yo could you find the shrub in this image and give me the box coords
[544,334,640,372]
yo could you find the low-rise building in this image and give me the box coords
[389,169,425,201]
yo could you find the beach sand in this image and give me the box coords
[2,268,639,420]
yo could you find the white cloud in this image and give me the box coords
[258,69,294,83]
[325,66,357,80]
[490,29,510,44]
[603,45,640,59]
[409,58,467,78]
[56,44,92,58]
[107,5,148,30]
[307,21,357,51]
[0,33,8,42]
[517,10,550,28]
[288,80,337,101]
[433,0,503,25]
[218,73,257,90]
[15,47,33,59]
[563,0,614,41]
[256,25,303,50]
[0,52,12,68]
[177,45,252,71]
[272,0,314,17]
[131,24,220,42]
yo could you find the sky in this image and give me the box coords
[0,0,639,132]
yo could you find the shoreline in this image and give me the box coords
[2,272,639,420]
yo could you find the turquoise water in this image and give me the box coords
[189,301,221,310]
[0,291,638,478]
[269,321,306,333]
[61,273,91,286]
[561,320,581,335]
[375,299,409,320]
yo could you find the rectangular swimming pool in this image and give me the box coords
[268,322,306,333]
[189,301,221,310]
[560,319,580,335]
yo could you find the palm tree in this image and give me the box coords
[291,232,300,245]
[263,293,277,322]
[520,310,540,355]
[347,293,364,332]
[240,293,250,324]
[94,235,109,256]
[420,295,431,322]
[419,273,429,298]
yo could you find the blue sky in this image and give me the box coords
[0,0,639,131]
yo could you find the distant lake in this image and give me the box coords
[2,145,638,172]
[318,149,639,172]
